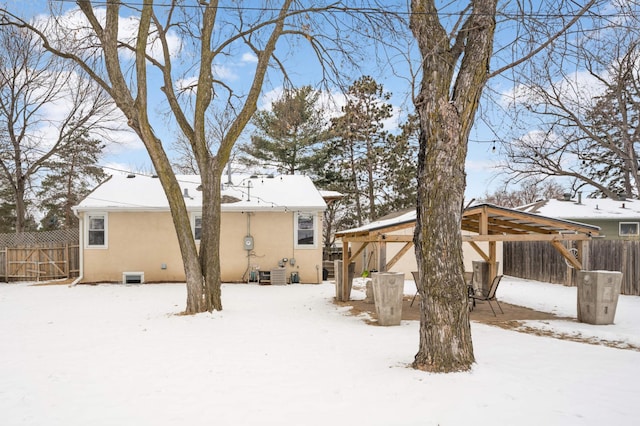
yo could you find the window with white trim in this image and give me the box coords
[87,213,107,248]
[619,222,639,237]
[193,215,202,241]
[295,212,316,248]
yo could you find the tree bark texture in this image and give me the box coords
[76,0,208,313]
[410,0,497,372]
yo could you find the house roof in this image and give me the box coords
[517,196,640,220]
[336,203,600,240]
[74,173,327,213]
[318,189,344,204]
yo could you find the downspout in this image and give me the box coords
[71,208,83,286]
[243,212,253,282]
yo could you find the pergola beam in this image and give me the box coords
[551,240,583,270]
[468,241,490,262]
[462,233,592,242]
[386,241,414,271]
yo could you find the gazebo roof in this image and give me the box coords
[461,203,600,241]
[336,203,600,241]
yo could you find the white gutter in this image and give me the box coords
[70,208,83,286]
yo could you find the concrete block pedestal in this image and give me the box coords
[372,272,405,326]
[577,270,623,325]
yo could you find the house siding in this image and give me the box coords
[80,210,324,284]
[565,218,640,240]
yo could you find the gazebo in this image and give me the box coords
[335,203,600,301]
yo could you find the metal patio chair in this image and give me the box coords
[469,274,504,316]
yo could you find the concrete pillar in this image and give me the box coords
[577,270,623,325]
[372,272,404,326]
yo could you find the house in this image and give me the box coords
[517,194,640,240]
[72,173,327,284]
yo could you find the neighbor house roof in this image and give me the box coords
[517,196,640,220]
[74,173,327,212]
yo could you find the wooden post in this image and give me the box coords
[565,241,573,286]
[342,240,350,301]
[576,240,589,287]
[488,241,497,282]
[378,240,387,272]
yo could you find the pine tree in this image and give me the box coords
[240,86,330,175]
[37,128,107,230]
[377,114,418,217]
[329,76,393,225]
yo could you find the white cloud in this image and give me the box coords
[175,76,199,94]
[35,7,182,63]
[500,70,606,112]
[213,64,237,81]
[241,52,258,63]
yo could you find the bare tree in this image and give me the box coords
[480,179,565,208]
[0,24,115,232]
[1,1,401,313]
[494,3,640,199]
[409,0,599,372]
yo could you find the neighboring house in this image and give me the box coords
[72,173,327,284]
[518,194,640,240]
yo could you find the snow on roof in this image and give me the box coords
[318,189,343,201]
[337,209,417,235]
[517,196,640,220]
[74,173,327,212]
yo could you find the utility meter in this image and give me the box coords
[243,235,254,251]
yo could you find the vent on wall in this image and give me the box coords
[123,272,144,284]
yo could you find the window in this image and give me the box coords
[87,214,107,248]
[123,272,144,284]
[619,222,639,237]
[295,212,316,248]
[193,215,202,241]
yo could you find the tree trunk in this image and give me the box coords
[133,119,207,314]
[413,97,474,372]
[14,176,26,233]
[199,159,223,311]
[411,0,497,372]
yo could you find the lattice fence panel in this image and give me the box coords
[0,229,79,248]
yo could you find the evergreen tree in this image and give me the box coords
[37,128,107,230]
[377,114,418,217]
[329,76,393,226]
[0,178,38,233]
[240,86,330,175]
[0,180,18,233]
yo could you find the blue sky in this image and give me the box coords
[7,1,523,201]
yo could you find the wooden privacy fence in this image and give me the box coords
[504,240,640,296]
[0,229,80,282]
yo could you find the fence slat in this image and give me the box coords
[505,240,640,296]
[0,230,79,282]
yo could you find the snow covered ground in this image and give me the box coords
[1,276,639,426]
